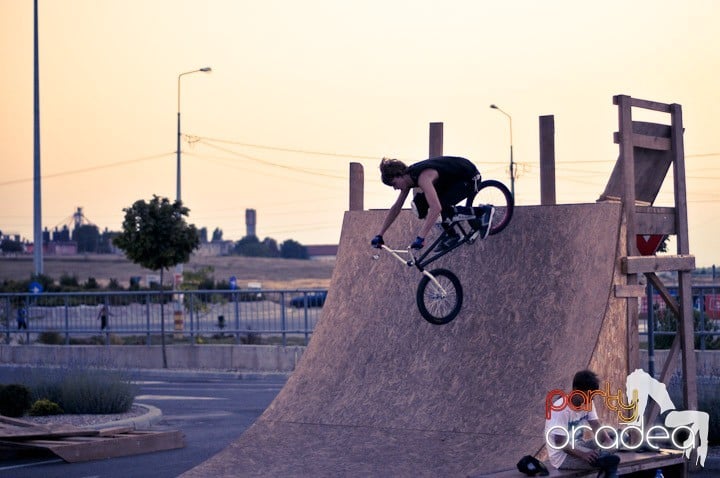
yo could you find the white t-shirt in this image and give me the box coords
[544,397,599,468]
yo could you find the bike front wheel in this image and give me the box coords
[416,268,463,325]
[473,179,514,235]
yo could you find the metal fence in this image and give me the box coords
[2,285,718,349]
[1,289,328,347]
[639,285,720,349]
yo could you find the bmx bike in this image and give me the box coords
[373,179,514,325]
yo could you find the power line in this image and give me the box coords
[194,140,347,180]
[0,152,173,187]
[194,135,382,161]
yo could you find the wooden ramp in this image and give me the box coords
[0,415,184,463]
[182,203,633,477]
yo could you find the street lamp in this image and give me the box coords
[490,104,515,197]
[174,67,211,349]
[177,67,212,203]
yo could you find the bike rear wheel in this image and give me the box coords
[473,179,514,235]
[416,268,463,325]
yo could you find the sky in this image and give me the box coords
[1,0,719,266]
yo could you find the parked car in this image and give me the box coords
[290,291,328,308]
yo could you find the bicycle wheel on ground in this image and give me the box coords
[473,179,514,235]
[416,268,463,325]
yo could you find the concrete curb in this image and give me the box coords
[84,403,163,431]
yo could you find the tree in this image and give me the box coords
[0,238,23,254]
[233,235,275,257]
[113,195,199,367]
[280,239,308,259]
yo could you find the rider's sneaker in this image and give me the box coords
[451,206,477,222]
[478,206,495,240]
[434,233,460,252]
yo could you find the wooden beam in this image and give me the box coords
[635,207,676,235]
[349,162,364,211]
[646,273,680,316]
[610,95,672,113]
[539,115,556,205]
[678,271,699,411]
[615,284,646,298]
[633,134,672,151]
[429,122,443,158]
[612,132,671,151]
[622,255,695,274]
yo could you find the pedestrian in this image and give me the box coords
[16,304,28,330]
[97,304,111,330]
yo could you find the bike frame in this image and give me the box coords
[377,245,451,297]
[374,218,477,297]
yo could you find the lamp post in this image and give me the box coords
[490,104,514,197]
[173,67,211,350]
[177,67,212,202]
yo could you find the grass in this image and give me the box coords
[0,254,334,290]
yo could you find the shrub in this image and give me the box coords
[59,274,80,288]
[84,277,99,290]
[107,278,122,290]
[653,308,720,350]
[29,398,64,416]
[27,367,138,415]
[0,383,32,417]
[59,370,137,414]
[37,331,64,345]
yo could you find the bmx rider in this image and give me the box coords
[370,156,494,251]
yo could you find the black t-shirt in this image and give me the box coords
[407,156,479,196]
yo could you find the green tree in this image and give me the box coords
[280,239,308,259]
[0,238,23,254]
[113,195,199,367]
[233,236,279,257]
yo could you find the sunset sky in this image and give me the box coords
[1,1,718,266]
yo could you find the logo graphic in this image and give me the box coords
[545,369,709,467]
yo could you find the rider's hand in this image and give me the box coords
[371,234,384,248]
[410,236,425,249]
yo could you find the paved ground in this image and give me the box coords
[0,365,717,477]
[0,366,287,478]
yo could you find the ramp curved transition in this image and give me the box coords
[183,202,629,477]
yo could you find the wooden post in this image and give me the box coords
[670,103,698,411]
[349,162,364,211]
[539,115,556,205]
[429,122,443,157]
[615,94,640,374]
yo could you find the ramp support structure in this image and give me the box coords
[603,95,697,412]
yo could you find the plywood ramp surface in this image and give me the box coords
[183,203,628,477]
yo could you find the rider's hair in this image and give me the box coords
[572,369,600,392]
[380,157,408,186]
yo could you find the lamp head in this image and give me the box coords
[490,104,498,109]
[200,67,212,72]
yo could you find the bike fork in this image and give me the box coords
[421,269,448,298]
